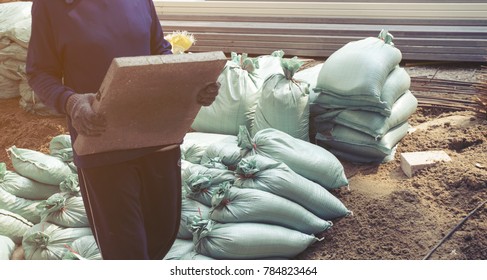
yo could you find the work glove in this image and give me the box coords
[66,93,106,136]
[197,82,221,106]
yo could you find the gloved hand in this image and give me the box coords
[197,81,221,106]
[65,93,106,136]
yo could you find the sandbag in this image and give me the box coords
[182,163,235,206]
[63,235,102,260]
[192,219,318,260]
[313,66,411,116]
[252,56,310,141]
[191,52,262,135]
[0,235,15,260]
[200,137,243,170]
[164,239,194,260]
[210,182,332,234]
[315,121,410,163]
[49,134,73,162]
[0,1,32,48]
[181,132,238,164]
[234,154,350,220]
[22,222,92,260]
[178,196,211,240]
[59,173,81,196]
[0,162,59,200]
[0,187,41,224]
[316,31,402,100]
[238,126,348,190]
[7,146,74,185]
[253,50,285,81]
[0,209,33,244]
[37,193,89,228]
[314,90,417,139]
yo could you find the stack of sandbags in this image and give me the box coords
[170,127,350,260]
[311,30,417,163]
[1,135,98,260]
[0,1,56,115]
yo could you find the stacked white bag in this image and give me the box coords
[311,30,418,163]
[0,2,57,115]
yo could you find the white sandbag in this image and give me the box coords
[0,187,41,224]
[314,90,417,139]
[192,219,318,260]
[314,66,411,117]
[210,182,332,234]
[37,193,89,228]
[178,196,211,240]
[7,146,74,185]
[181,132,237,164]
[238,126,348,190]
[0,235,15,260]
[182,163,235,206]
[191,52,262,135]
[316,31,402,99]
[22,222,92,260]
[164,239,194,260]
[63,235,102,260]
[18,72,60,116]
[200,137,243,170]
[0,209,33,244]
[0,1,32,48]
[315,121,410,163]
[0,72,19,99]
[252,57,310,141]
[234,155,350,220]
[0,162,60,200]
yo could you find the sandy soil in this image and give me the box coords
[0,62,485,260]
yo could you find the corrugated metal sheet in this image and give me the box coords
[155,1,487,62]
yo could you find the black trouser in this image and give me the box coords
[78,147,181,260]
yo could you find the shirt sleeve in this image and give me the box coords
[26,1,75,115]
[148,0,173,55]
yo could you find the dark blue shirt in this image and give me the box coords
[26,0,173,168]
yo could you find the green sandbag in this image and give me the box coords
[0,209,33,244]
[314,66,411,117]
[191,53,262,135]
[182,163,235,206]
[200,137,243,170]
[49,134,73,162]
[238,126,348,190]
[63,235,101,260]
[178,196,211,240]
[181,132,238,164]
[210,182,332,234]
[315,90,417,139]
[37,193,88,228]
[7,146,74,186]
[252,56,310,141]
[192,219,318,260]
[234,155,350,220]
[316,31,402,101]
[22,222,92,260]
[315,121,410,163]
[0,187,41,224]
[0,162,59,200]
[164,239,194,260]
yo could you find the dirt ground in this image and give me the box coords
[0,62,486,260]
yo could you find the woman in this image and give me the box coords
[26,0,219,259]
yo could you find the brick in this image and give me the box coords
[74,51,227,156]
[400,151,452,178]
